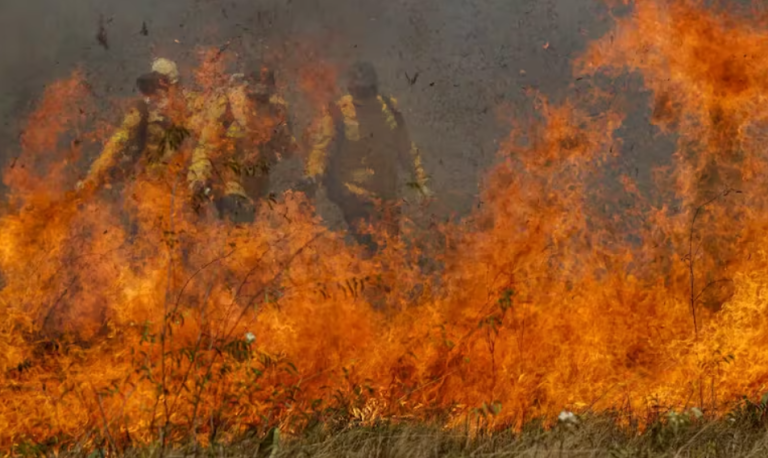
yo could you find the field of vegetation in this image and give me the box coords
[19,405,768,457]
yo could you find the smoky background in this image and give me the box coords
[0,0,674,228]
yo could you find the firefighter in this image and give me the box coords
[187,67,299,223]
[301,61,433,254]
[76,58,195,191]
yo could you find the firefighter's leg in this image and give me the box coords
[241,173,272,215]
[340,197,386,308]
[332,194,400,310]
[373,199,405,310]
[217,188,256,224]
[336,195,379,256]
[381,199,402,242]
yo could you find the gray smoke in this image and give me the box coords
[1,0,666,224]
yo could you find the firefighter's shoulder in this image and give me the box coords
[336,94,354,107]
[119,102,146,128]
[190,89,230,120]
[384,95,399,109]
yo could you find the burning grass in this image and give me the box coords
[4,0,768,455]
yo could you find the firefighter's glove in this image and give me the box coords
[216,193,256,224]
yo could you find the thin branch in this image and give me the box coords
[173,249,235,310]
[688,187,735,338]
[169,259,224,430]
[687,186,740,411]
[693,278,735,305]
[222,231,327,343]
[159,179,178,453]
[41,276,79,338]
[186,231,326,433]
[674,421,716,458]
[95,391,119,456]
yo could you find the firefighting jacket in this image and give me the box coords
[305,94,428,201]
[187,84,298,199]
[83,88,210,187]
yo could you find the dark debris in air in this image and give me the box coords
[405,71,420,86]
[97,15,109,50]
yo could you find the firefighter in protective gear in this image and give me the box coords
[187,67,299,223]
[303,61,432,254]
[76,58,193,191]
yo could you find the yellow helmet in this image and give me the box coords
[151,58,180,85]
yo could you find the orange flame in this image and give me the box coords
[4,1,768,452]
[5,70,93,204]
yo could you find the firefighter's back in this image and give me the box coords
[327,95,404,201]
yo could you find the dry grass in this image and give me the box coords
[23,405,768,458]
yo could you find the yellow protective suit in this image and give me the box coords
[186,79,298,215]
[80,86,221,189]
[305,94,428,200]
[304,93,430,252]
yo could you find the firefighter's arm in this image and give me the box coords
[409,142,430,190]
[187,126,215,192]
[79,106,143,189]
[304,107,335,180]
[407,142,433,197]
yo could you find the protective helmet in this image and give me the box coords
[151,58,180,85]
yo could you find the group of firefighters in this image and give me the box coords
[76,57,433,255]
